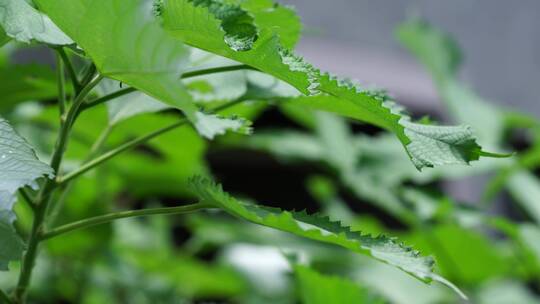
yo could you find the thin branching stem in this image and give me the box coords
[55,52,67,116]
[58,98,246,185]
[182,64,255,78]
[56,48,80,93]
[81,64,255,111]
[42,203,211,240]
[0,288,13,304]
[47,125,113,227]
[13,63,251,302]
[13,72,103,304]
[81,87,136,111]
[78,64,97,93]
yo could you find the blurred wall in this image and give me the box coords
[282,0,540,117]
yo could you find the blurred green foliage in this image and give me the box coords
[1,1,540,304]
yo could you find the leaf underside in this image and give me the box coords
[0,117,54,269]
[35,0,250,139]
[189,176,436,282]
[0,0,72,45]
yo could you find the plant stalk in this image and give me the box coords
[13,74,103,304]
[59,97,245,184]
[55,52,67,116]
[81,64,254,111]
[0,289,13,304]
[42,203,210,240]
[56,48,80,93]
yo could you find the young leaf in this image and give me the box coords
[35,0,246,139]
[188,176,446,285]
[0,0,73,45]
[0,117,53,269]
[160,0,502,169]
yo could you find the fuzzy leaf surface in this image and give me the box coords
[0,117,53,269]
[35,0,246,139]
[161,0,501,169]
[189,176,443,284]
[0,210,24,270]
[0,0,72,45]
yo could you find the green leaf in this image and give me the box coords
[185,0,259,51]
[161,0,315,94]
[35,0,246,139]
[114,218,248,298]
[97,79,170,126]
[356,259,457,304]
[100,76,252,135]
[161,0,500,169]
[188,176,457,288]
[0,117,54,207]
[0,0,72,45]
[286,91,503,169]
[184,48,248,103]
[240,0,302,49]
[401,120,485,168]
[193,112,252,137]
[295,265,380,304]
[409,224,509,285]
[0,210,24,270]
[0,117,53,269]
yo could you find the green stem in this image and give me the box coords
[0,289,13,304]
[60,118,187,185]
[81,87,135,111]
[13,73,103,304]
[58,98,245,185]
[42,203,210,240]
[56,48,80,93]
[47,125,113,227]
[78,64,97,93]
[81,64,254,111]
[182,64,255,78]
[55,52,67,116]
[87,125,113,159]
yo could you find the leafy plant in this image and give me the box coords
[0,0,534,303]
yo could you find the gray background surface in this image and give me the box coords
[281,0,540,117]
